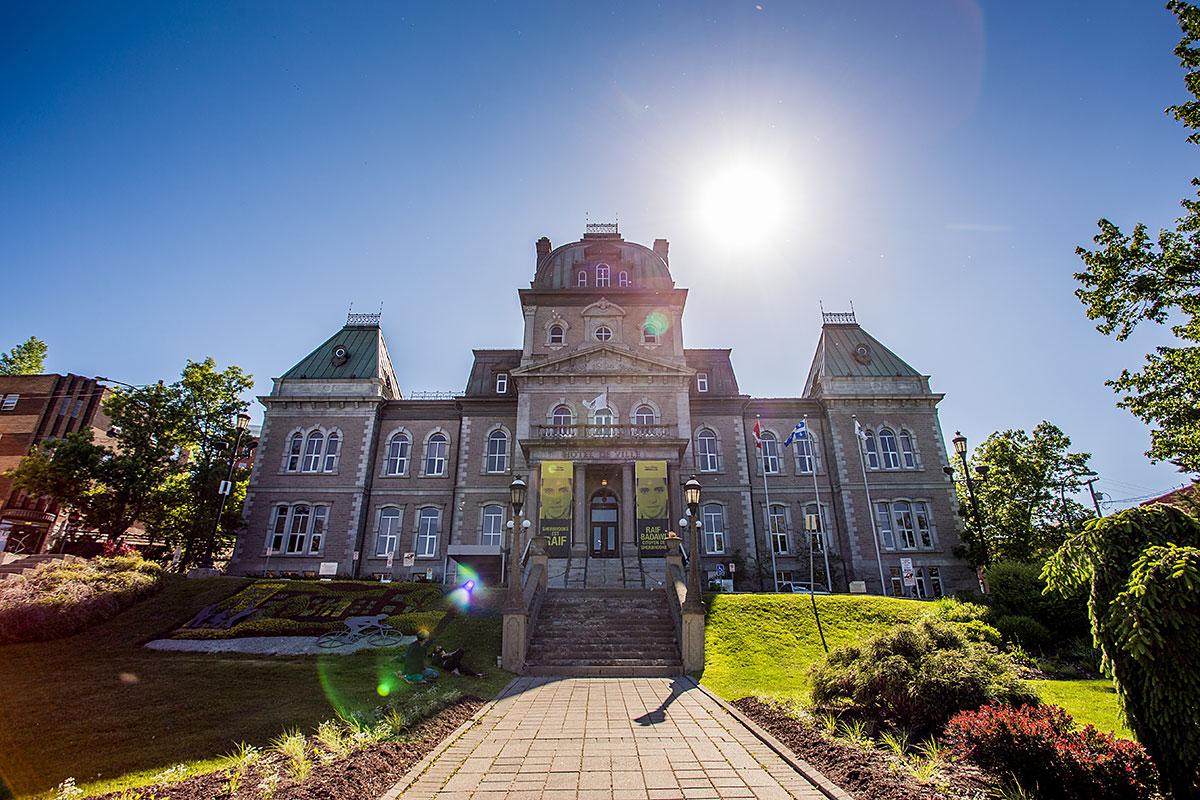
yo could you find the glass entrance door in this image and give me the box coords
[590,491,619,557]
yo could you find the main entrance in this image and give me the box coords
[590,490,619,557]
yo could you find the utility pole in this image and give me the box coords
[1083,477,1104,518]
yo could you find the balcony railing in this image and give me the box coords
[535,424,675,441]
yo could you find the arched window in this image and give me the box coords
[793,435,815,474]
[702,503,726,554]
[892,500,916,549]
[577,270,587,287]
[424,433,448,476]
[696,429,719,472]
[899,429,917,469]
[417,507,441,556]
[596,263,610,287]
[302,432,324,472]
[913,501,934,547]
[760,432,781,474]
[286,432,303,472]
[592,407,615,437]
[323,432,340,472]
[548,324,566,345]
[481,504,504,547]
[802,502,829,552]
[385,432,410,475]
[863,430,880,469]
[551,405,573,428]
[642,325,658,345]
[633,404,656,426]
[286,504,311,553]
[768,503,789,554]
[594,325,613,342]
[618,270,630,287]
[376,507,401,556]
[879,428,900,469]
[486,430,508,473]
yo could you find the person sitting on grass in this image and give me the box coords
[431,645,484,677]
[399,631,440,684]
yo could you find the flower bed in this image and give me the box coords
[0,555,163,644]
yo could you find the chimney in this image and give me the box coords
[536,236,552,258]
[653,238,669,264]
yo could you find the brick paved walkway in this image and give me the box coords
[384,677,839,800]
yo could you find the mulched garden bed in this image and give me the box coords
[95,696,483,800]
[734,698,995,800]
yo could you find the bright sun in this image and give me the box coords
[697,160,789,246]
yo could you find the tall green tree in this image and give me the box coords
[954,421,1094,565]
[0,336,47,375]
[1075,1,1200,474]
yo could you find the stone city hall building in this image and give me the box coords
[231,224,973,599]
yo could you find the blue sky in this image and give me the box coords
[1,1,1193,509]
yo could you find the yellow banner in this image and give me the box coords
[636,460,668,556]
[539,461,572,556]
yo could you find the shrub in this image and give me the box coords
[992,614,1053,650]
[988,560,1088,639]
[0,555,164,643]
[809,618,1037,735]
[944,704,1157,800]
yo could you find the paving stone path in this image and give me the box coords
[384,677,841,800]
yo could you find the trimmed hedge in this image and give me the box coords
[0,555,164,644]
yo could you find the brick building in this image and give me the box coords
[230,224,973,596]
[0,374,112,553]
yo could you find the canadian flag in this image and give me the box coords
[753,419,762,448]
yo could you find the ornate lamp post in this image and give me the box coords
[950,430,990,569]
[681,475,704,611]
[505,476,529,605]
[201,411,251,569]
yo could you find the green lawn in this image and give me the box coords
[700,593,1130,738]
[0,576,510,798]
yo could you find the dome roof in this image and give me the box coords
[532,227,673,290]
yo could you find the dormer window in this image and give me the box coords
[577,270,587,287]
[548,324,565,345]
[618,271,630,287]
[594,326,613,342]
[596,263,610,287]
[697,372,709,392]
[495,373,508,394]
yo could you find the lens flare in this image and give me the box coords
[644,311,669,337]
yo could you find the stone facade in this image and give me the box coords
[230,225,974,597]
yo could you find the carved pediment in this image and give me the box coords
[581,298,626,318]
[512,345,693,378]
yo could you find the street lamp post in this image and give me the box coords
[950,430,990,569]
[201,412,251,569]
[682,476,704,611]
[505,476,528,607]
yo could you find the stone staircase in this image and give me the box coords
[0,553,82,581]
[546,556,668,589]
[523,588,683,677]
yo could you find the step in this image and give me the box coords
[523,664,684,678]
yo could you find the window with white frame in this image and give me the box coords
[424,433,448,476]
[592,407,615,436]
[577,270,587,287]
[793,435,815,474]
[548,324,566,345]
[892,500,917,549]
[760,432,781,474]
[596,263,610,287]
[309,506,328,553]
[594,325,613,342]
[551,405,573,428]
[633,404,656,427]
[495,373,508,393]
[875,501,897,549]
[322,432,340,472]
[863,430,880,469]
[899,429,917,469]
[481,504,504,547]
[703,503,725,554]
[696,429,719,472]
[618,270,630,287]
[928,566,943,597]
[272,503,328,555]
[889,565,903,597]
[1,394,18,411]
[376,507,402,556]
[385,432,411,475]
[268,505,288,553]
[485,429,508,473]
[914,566,934,599]
[286,432,303,471]
[768,504,789,554]
[302,432,324,472]
[879,428,901,469]
[286,505,311,553]
[801,502,830,551]
[696,373,709,392]
[416,507,440,556]
[642,325,658,345]
[913,501,935,547]
[776,570,796,588]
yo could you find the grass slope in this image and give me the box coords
[701,593,1130,738]
[0,576,509,797]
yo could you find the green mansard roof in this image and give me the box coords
[280,314,397,391]
[803,312,926,396]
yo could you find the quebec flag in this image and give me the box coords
[783,419,808,447]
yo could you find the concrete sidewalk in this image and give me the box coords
[384,677,846,800]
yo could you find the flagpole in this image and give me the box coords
[757,414,779,593]
[853,414,888,595]
[804,415,833,592]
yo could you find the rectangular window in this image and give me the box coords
[482,506,504,547]
[875,502,896,549]
[795,438,814,474]
[776,570,795,589]
[268,506,288,553]
[0,394,17,411]
[914,502,934,548]
[929,566,943,598]
[894,502,917,549]
[376,508,402,556]
[803,504,829,551]
[696,373,709,392]
[286,505,310,553]
[417,509,440,557]
[309,506,328,554]
[703,505,725,554]
[768,506,789,554]
[889,566,903,597]
[914,567,930,599]
[495,373,508,394]
[761,437,780,474]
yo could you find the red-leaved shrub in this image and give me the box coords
[101,539,138,558]
[944,704,1157,800]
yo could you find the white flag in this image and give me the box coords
[853,418,865,442]
[582,391,608,412]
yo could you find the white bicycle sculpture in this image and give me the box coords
[314,613,407,649]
